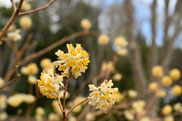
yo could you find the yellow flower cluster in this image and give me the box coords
[169,69,181,80]
[21,0,31,11]
[173,103,182,112]
[97,34,110,45]
[152,65,163,78]
[7,25,22,42]
[7,94,35,107]
[54,44,90,78]
[112,73,122,81]
[114,36,128,56]
[162,105,172,116]
[101,61,115,73]
[35,107,45,121]
[40,58,55,75]
[80,19,92,30]
[48,113,60,121]
[128,89,138,98]
[88,80,118,111]
[171,85,182,96]
[37,72,64,99]
[21,63,39,75]
[132,100,146,115]
[19,16,32,30]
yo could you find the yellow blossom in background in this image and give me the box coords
[169,69,181,80]
[48,113,60,121]
[132,100,146,115]
[101,61,115,72]
[148,82,158,92]
[114,36,128,48]
[115,92,124,103]
[21,1,31,11]
[54,44,90,78]
[152,65,163,78]
[140,117,151,121]
[52,100,62,114]
[86,112,95,121]
[19,16,32,30]
[40,58,52,69]
[7,31,21,42]
[35,107,45,121]
[0,94,7,109]
[173,103,182,112]
[156,90,166,98]
[128,89,138,98]
[0,78,4,87]
[162,76,173,87]
[7,94,35,107]
[8,24,16,32]
[37,72,64,99]
[88,80,118,111]
[164,116,174,121]
[162,105,172,116]
[116,48,128,56]
[112,73,122,81]
[0,112,8,121]
[28,75,37,84]
[21,63,39,75]
[124,110,134,121]
[97,34,109,45]
[171,85,182,96]
[80,18,92,30]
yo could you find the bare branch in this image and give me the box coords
[19,0,56,16]
[0,0,24,41]
[10,0,17,11]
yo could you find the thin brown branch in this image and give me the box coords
[10,0,17,11]
[58,93,63,114]
[19,0,56,16]
[0,65,20,90]
[18,31,96,65]
[0,0,24,41]
[67,98,88,117]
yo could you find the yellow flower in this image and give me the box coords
[40,58,52,69]
[37,72,64,99]
[132,100,146,115]
[124,110,134,120]
[128,90,138,98]
[112,73,122,81]
[152,65,163,78]
[19,16,32,30]
[36,107,45,116]
[48,113,60,121]
[54,44,90,78]
[172,85,182,96]
[21,1,31,11]
[115,92,124,103]
[169,69,181,80]
[7,31,21,42]
[27,63,39,75]
[97,34,109,45]
[28,75,37,84]
[162,76,173,87]
[116,48,128,56]
[162,105,172,116]
[101,61,115,72]
[164,116,174,121]
[148,82,158,92]
[173,103,182,112]
[88,80,118,111]
[156,90,166,98]
[114,36,128,48]
[81,19,92,30]
[0,112,8,121]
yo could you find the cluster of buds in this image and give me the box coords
[114,36,128,56]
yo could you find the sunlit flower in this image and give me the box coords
[88,80,118,111]
[81,19,92,30]
[162,76,173,87]
[124,110,134,120]
[40,58,53,69]
[54,44,90,78]
[28,75,37,84]
[148,82,158,92]
[152,66,163,78]
[164,116,174,121]
[37,72,64,99]
[21,1,31,11]
[112,73,122,81]
[114,36,128,48]
[7,31,21,42]
[0,112,8,121]
[97,34,109,45]
[48,113,60,121]
[162,105,172,116]
[171,85,182,96]
[19,16,32,30]
[128,89,137,98]
[169,69,181,80]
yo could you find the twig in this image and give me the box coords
[0,0,24,41]
[0,65,20,90]
[10,0,17,11]
[58,93,63,114]
[67,98,88,117]
[19,0,56,16]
